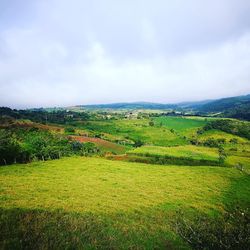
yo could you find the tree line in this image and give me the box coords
[0,127,99,165]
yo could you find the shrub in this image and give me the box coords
[230,138,238,144]
[134,140,144,148]
[149,121,154,127]
[218,147,227,164]
[64,127,75,134]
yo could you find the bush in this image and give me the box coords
[230,138,238,144]
[134,140,144,148]
[64,127,75,134]
[203,138,226,148]
[81,142,99,155]
[149,121,154,127]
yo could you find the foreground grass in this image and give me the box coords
[0,157,241,212]
[1,157,249,249]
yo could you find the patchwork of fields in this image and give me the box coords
[70,118,192,146]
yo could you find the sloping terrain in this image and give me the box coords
[70,135,129,154]
[1,157,249,249]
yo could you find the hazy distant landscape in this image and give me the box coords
[1,0,250,249]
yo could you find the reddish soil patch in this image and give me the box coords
[69,136,127,153]
[106,154,129,161]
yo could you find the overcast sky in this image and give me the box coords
[0,0,250,108]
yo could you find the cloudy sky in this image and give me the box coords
[0,0,250,108]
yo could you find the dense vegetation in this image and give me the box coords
[0,107,90,124]
[203,119,250,140]
[0,128,99,165]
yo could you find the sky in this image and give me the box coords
[0,0,250,108]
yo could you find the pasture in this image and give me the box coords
[127,145,220,166]
[1,156,249,249]
[70,117,208,146]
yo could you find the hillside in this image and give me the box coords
[72,94,250,120]
[192,94,250,120]
[1,157,249,249]
[193,94,250,112]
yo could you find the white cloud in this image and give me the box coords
[0,0,249,108]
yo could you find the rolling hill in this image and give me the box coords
[75,94,250,120]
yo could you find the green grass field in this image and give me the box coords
[197,129,249,143]
[127,145,220,166]
[69,118,190,146]
[129,145,219,161]
[154,116,207,132]
[1,156,250,249]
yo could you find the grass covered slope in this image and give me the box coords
[71,119,189,146]
[128,145,220,166]
[1,157,250,249]
[154,116,207,132]
[0,156,232,212]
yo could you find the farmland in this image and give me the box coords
[68,118,191,146]
[70,135,129,154]
[0,109,250,249]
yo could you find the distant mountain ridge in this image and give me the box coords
[192,94,250,111]
[78,94,250,111]
[77,102,177,110]
[75,94,250,120]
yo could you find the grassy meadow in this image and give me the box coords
[1,157,250,249]
[128,145,220,166]
[70,118,190,146]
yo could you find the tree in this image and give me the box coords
[71,141,83,152]
[149,120,154,127]
[218,146,227,164]
[134,140,144,147]
[0,130,21,165]
[81,142,99,155]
